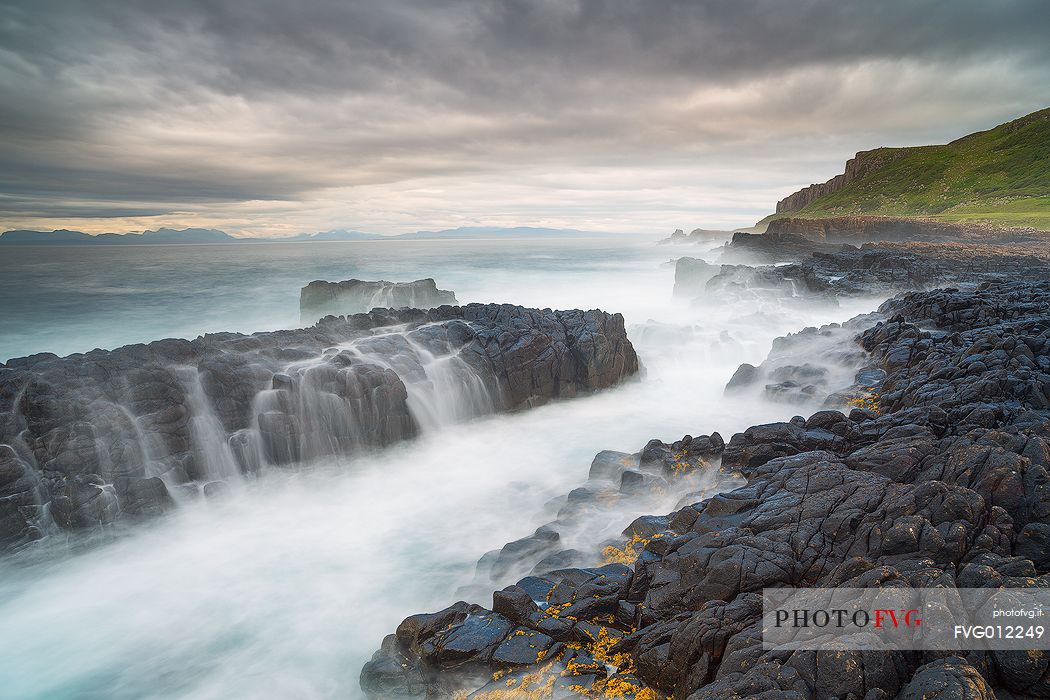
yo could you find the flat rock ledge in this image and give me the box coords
[362,280,1050,699]
[674,240,1050,304]
[0,304,638,549]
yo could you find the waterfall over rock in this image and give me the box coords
[0,304,638,549]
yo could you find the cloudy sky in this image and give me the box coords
[2,0,1048,237]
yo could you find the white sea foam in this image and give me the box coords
[0,238,885,699]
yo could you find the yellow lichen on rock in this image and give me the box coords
[601,533,661,566]
[468,661,558,699]
[846,387,882,414]
[669,449,706,474]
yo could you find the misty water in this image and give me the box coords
[0,238,884,699]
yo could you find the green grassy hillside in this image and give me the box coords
[776,108,1050,230]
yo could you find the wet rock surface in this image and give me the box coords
[0,304,638,549]
[362,281,1050,699]
[674,239,1050,304]
[720,230,850,263]
[299,277,458,324]
[723,316,872,409]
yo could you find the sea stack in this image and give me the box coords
[300,278,458,325]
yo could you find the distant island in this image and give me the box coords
[0,225,621,245]
[763,107,1050,231]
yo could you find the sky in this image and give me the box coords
[1,0,1049,237]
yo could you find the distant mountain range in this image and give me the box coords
[0,225,619,245]
[0,228,241,245]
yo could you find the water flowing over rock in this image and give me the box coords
[361,281,1050,699]
[0,304,638,549]
[459,432,737,602]
[299,278,458,324]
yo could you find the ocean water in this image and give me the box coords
[0,238,885,699]
[2,238,664,363]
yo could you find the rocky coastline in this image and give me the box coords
[361,278,1050,699]
[357,224,1050,699]
[0,304,638,549]
[6,215,1050,698]
[672,227,1050,304]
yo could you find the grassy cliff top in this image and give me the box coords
[771,107,1050,230]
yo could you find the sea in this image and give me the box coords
[0,237,885,699]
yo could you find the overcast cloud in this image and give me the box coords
[1,0,1048,236]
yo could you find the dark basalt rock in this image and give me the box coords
[639,433,724,476]
[704,243,1050,302]
[720,230,850,263]
[898,656,997,700]
[0,444,44,547]
[723,318,873,410]
[362,281,1050,699]
[484,525,562,581]
[299,277,458,324]
[465,429,732,598]
[763,378,823,404]
[0,304,638,549]
[703,263,808,301]
[724,363,758,392]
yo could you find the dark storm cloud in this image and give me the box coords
[1,0,1048,233]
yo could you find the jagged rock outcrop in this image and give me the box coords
[299,278,458,324]
[0,304,638,549]
[658,228,735,246]
[663,229,687,244]
[361,281,1050,699]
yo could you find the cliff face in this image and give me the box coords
[768,108,1050,230]
[768,215,966,242]
[775,149,896,214]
